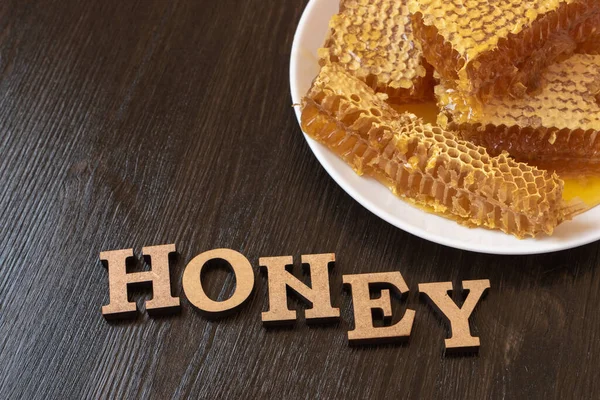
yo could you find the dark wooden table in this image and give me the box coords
[1,1,599,398]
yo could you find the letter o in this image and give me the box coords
[182,249,254,316]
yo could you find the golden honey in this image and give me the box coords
[392,102,439,125]
[563,176,600,209]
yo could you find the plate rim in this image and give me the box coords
[289,0,600,255]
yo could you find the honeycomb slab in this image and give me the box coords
[408,0,600,100]
[438,54,600,174]
[301,64,582,238]
[318,0,435,104]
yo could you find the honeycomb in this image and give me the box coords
[318,0,435,104]
[408,0,600,100]
[437,54,600,175]
[301,64,583,238]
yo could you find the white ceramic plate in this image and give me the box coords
[290,0,600,255]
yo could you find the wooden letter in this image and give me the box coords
[101,244,180,318]
[342,272,415,345]
[260,253,339,325]
[419,279,490,353]
[182,248,254,316]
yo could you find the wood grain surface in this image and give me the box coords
[1,0,599,398]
